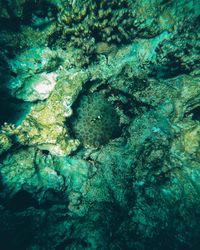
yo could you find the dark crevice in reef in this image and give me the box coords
[0,17,21,31]
[0,144,18,163]
[2,0,58,28]
[39,189,68,209]
[56,239,90,250]
[0,92,32,126]
[2,187,66,212]
[0,211,34,250]
[0,55,32,126]
[189,106,200,121]
[22,0,58,28]
[6,190,39,212]
[150,64,191,80]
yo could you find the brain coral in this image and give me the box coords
[72,92,120,147]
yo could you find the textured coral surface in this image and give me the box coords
[0,0,200,250]
[72,92,120,147]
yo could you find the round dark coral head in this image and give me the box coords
[71,92,120,147]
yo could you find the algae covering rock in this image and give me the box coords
[10,68,89,156]
[0,133,12,154]
[0,0,200,250]
[8,47,60,102]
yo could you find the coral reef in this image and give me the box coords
[0,133,12,155]
[59,0,135,46]
[7,47,62,102]
[0,0,200,250]
[6,67,89,156]
[72,92,120,147]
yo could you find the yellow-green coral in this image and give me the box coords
[0,132,12,154]
[59,0,135,51]
[5,69,89,156]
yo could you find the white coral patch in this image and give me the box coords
[32,72,57,100]
[16,72,58,102]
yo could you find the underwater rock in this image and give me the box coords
[87,31,171,94]
[8,47,61,102]
[11,72,58,102]
[0,0,25,21]
[0,132,12,154]
[5,67,89,156]
[0,147,65,201]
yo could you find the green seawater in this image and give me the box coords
[0,1,200,249]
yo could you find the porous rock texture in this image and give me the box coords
[0,0,200,250]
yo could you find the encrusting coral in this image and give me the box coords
[72,92,120,147]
